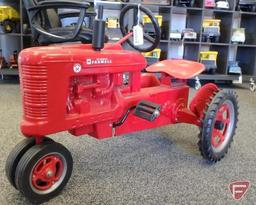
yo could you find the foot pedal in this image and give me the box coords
[134,100,161,121]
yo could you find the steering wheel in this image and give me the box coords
[119,5,161,52]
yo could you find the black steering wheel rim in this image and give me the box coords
[119,5,161,52]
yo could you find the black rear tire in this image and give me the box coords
[5,137,54,189]
[15,142,73,204]
[198,90,238,162]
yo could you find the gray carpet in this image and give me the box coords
[0,84,255,205]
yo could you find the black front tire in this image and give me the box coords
[15,142,73,204]
[5,137,54,189]
[198,90,238,162]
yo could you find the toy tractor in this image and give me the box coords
[182,28,197,41]
[202,19,221,42]
[205,0,216,8]
[6,3,239,204]
[228,61,242,75]
[237,0,256,12]
[170,30,182,41]
[216,0,230,9]
[174,0,195,7]
[0,6,20,33]
[231,28,246,44]
[200,51,218,74]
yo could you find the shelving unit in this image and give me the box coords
[0,0,256,83]
[102,0,256,82]
[0,0,32,78]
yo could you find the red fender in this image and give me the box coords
[189,83,220,120]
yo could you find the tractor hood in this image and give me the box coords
[19,43,147,72]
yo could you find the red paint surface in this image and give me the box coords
[19,38,217,140]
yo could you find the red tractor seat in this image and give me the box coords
[146,59,205,79]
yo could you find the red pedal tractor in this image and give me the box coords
[6,4,239,204]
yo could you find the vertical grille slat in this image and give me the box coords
[21,65,48,120]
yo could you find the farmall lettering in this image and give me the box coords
[86,58,112,65]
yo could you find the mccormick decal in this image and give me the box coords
[86,58,112,65]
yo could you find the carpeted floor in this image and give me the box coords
[0,83,255,205]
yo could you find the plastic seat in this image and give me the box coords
[146,59,205,79]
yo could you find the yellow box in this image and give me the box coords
[0,6,20,22]
[143,15,163,27]
[143,48,161,59]
[106,17,119,28]
[203,19,221,27]
[200,51,218,61]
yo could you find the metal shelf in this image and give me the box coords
[197,74,240,81]
[206,9,235,13]
[201,42,230,46]
[1,0,255,82]
[0,33,22,37]
[236,44,256,48]
[0,69,19,76]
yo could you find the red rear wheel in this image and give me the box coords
[211,102,234,151]
[198,90,238,162]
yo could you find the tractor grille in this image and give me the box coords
[21,65,48,120]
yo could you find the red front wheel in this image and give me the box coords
[5,137,54,189]
[198,90,238,162]
[14,142,73,204]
